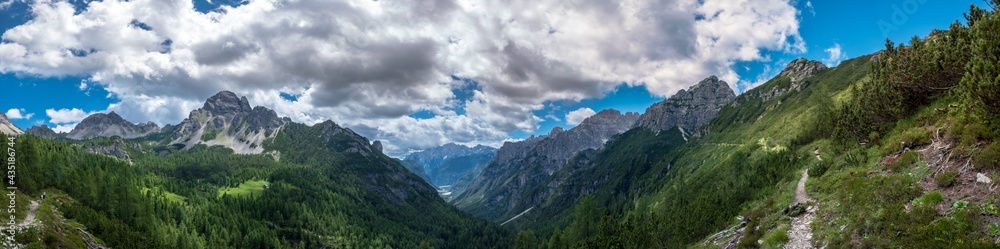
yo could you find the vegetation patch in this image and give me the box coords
[935,170,959,188]
[974,142,1000,170]
[218,180,270,198]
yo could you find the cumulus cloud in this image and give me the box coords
[44,108,101,133]
[45,108,93,124]
[565,108,597,126]
[0,0,807,157]
[5,108,33,119]
[823,43,847,67]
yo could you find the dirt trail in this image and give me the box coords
[784,171,815,249]
[0,200,39,230]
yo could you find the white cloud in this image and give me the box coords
[806,1,815,16]
[1,0,807,156]
[565,108,597,126]
[823,43,847,67]
[5,108,33,119]
[78,80,88,90]
[51,124,77,133]
[45,108,102,133]
[45,108,93,124]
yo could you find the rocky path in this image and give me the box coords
[1,200,39,229]
[784,171,815,249]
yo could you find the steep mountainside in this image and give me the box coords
[0,112,24,135]
[633,76,736,134]
[67,112,159,139]
[495,76,736,230]
[397,159,433,184]
[453,109,640,220]
[171,91,290,154]
[26,125,59,139]
[527,55,871,248]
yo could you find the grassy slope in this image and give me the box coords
[632,56,872,247]
[216,180,270,198]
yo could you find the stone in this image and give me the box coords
[977,173,992,184]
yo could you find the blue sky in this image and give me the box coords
[0,0,989,154]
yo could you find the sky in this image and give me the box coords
[0,0,989,157]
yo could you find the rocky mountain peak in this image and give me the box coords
[171,91,288,154]
[633,76,736,133]
[780,58,827,82]
[26,125,57,139]
[203,91,253,116]
[68,112,160,140]
[0,112,23,136]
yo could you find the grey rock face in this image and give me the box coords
[314,120,378,157]
[26,125,58,139]
[67,112,160,140]
[780,58,827,83]
[372,140,384,153]
[736,59,827,106]
[171,91,288,154]
[83,136,140,163]
[0,112,22,136]
[453,109,640,219]
[633,76,736,133]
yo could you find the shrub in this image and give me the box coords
[953,200,970,210]
[901,128,932,147]
[760,225,790,249]
[989,223,1000,236]
[974,143,1000,170]
[913,191,945,206]
[809,160,832,177]
[936,170,959,188]
[889,151,919,172]
[961,6,1000,125]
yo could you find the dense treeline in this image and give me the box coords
[835,1,1000,142]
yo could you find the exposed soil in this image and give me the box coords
[784,171,815,249]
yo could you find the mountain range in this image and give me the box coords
[452,75,734,221]
[4,7,1000,247]
[401,143,497,192]
[0,90,510,248]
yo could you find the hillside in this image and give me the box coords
[0,92,511,249]
[512,5,1000,247]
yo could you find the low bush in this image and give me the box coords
[913,191,945,206]
[760,225,790,249]
[889,151,919,172]
[809,159,832,177]
[936,170,959,188]
[974,143,1000,170]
